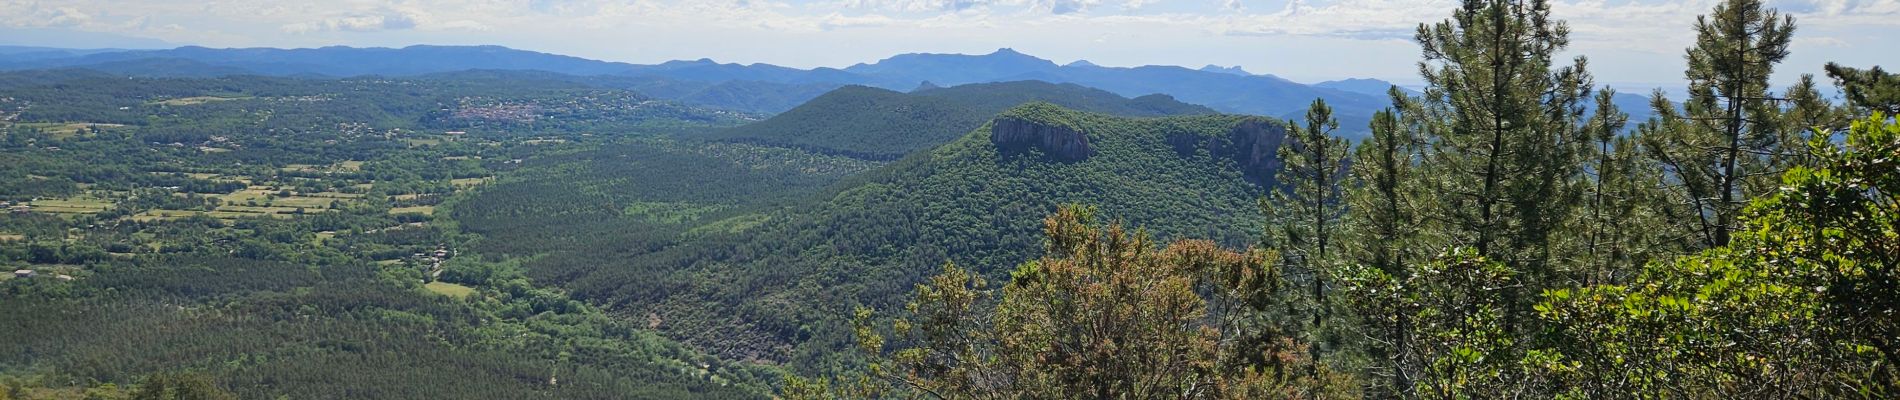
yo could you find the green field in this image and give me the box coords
[424,282,476,299]
[220,189,340,209]
[151,96,252,106]
[130,209,300,222]
[25,196,115,214]
[450,177,491,187]
[214,205,305,214]
[389,205,435,215]
[8,122,126,138]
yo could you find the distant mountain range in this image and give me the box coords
[0,44,1658,135]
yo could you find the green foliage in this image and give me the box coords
[1826,63,1900,116]
[1337,249,1519,397]
[128,372,233,400]
[1532,114,1900,397]
[791,206,1339,399]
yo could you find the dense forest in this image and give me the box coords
[1,0,1896,398]
[458,103,1289,371]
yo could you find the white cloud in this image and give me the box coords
[47,7,94,27]
[1794,35,1850,47]
[1041,0,1102,14]
[820,12,898,29]
[284,9,419,33]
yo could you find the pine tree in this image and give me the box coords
[1269,98,1352,375]
[1340,88,1429,396]
[1777,75,1846,168]
[1825,63,1900,116]
[1411,0,1592,337]
[1643,0,1795,249]
[1575,89,1670,283]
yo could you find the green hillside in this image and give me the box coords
[478,104,1285,369]
[705,81,1217,160]
[0,71,781,398]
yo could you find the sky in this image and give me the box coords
[1,0,1895,88]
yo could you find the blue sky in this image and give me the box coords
[2,0,1894,89]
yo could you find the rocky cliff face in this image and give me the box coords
[990,116,1093,161]
[1227,118,1284,176]
[1166,117,1284,184]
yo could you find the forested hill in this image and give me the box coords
[481,103,1286,368]
[704,81,1217,160]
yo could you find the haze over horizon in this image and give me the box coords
[2,0,1893,87]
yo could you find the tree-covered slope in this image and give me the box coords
[500,104,1285,369]
[0,256,773,399]
[704,81,1217,160]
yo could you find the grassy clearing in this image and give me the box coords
[389,206,435,215]
[304,192,365,199]
[152,96,252,106]
[131,209,298,222]
[128,210,200,222]
[26,196,115,214]
[160,173,251,186]
[337,161,365,171]
[11,122,127,138]
[215,205,308,215]
[450,177,491,188]
[424,282,476,299]
[0,233,24,241]
[219,189,339,209]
